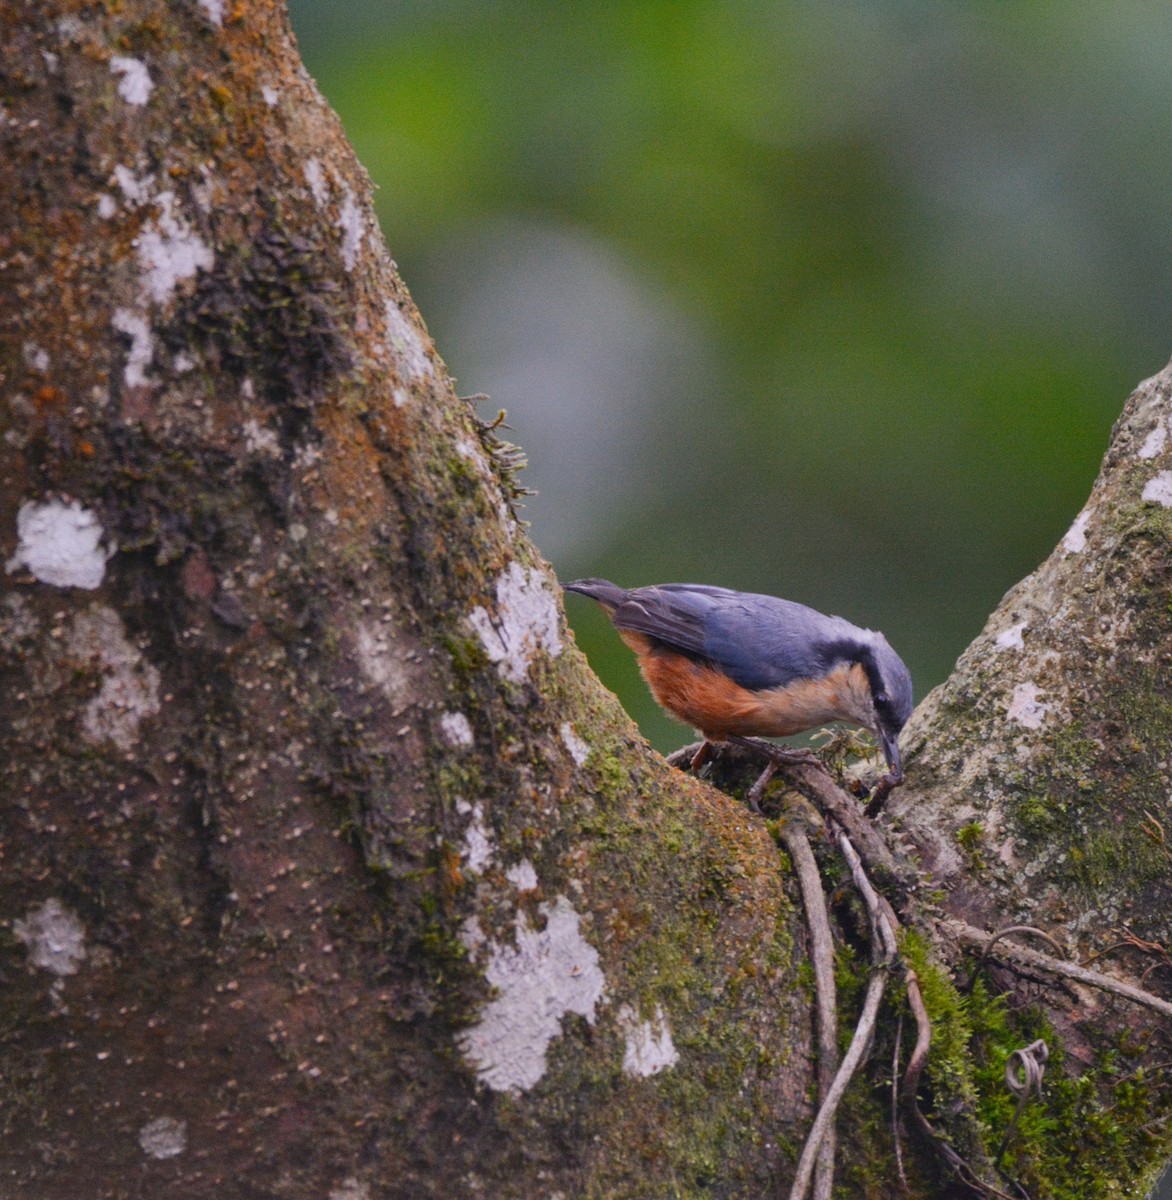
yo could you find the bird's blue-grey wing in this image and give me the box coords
[602,584,730,659]
[608,584,854,691]
[700,595,855,691]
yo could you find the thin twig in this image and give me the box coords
[787,830,896,1200]
[892,1014,907,1192]
[839,834,898,960]
[900,967,933,1114]
[791,761,914,890]
[996,1040,1048,1164]
[664,739,914,889]
[788,969,888,1200]
[831,839,1013,1198]
[903,963,1020,1200]
[1082,928,1172,974]
[780,819,839,1200]
[976,925,1067,966]
[951,920,1172,1020]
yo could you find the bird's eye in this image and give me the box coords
[875,693,889,706]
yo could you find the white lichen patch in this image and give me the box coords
[138,1116,187,1159]
[468,562,562,684]
[996,836,1020,868]
[354,621,413,705]
[618,1004,679,1077]
[457,801,494,873]
[505,859,539,892]
[1139,420,1169,459]
[112,308,154,388]
[994,622,1027,651]
[384,301,433,381]
[196,0,225,27]
[560,722,590,766]
[1006,682,1050,730]
[241,418,281,458]
[110,56,153,106]
[1142,470,1172,508]
[0,593,39,651]
[97,193,117,219]
[1061,509,1091,554]
[461,914,486,952]
[303,157,329,207]
[457,896,605,1093]
[438,710,475,749]
[13,899,86,977]
[6,499,113,589]
[261,84,279,107]
[455,435,491,474]
[113,164,153,206]
[337,185,365,271]
[23,341,50,371]
[68,606,162,751]
[135,192,213,306]
[329,1180,371,1200]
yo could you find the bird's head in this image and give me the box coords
[861,636,914,781]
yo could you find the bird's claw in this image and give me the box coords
[863,770,904,817]
[689,740,715,772]
[745,763,776,814]
[727,736,823,771]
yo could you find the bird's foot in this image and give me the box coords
[726,735,823,771]
[745,763,776,814]
[863,769,904,817]
[665,740,719,775]
[689,740,715,773]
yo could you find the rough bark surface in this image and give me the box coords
[891,364,1172,1197]
[0,4,811,1198]
[2,3,1171,1199]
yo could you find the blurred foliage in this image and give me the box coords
[289,0,1172,750]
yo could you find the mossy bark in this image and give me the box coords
[0,4,809,1197]
[889,364,1172,1198]
[2,3,1170,1198]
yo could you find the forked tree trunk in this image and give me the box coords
[1,4,1169,1198]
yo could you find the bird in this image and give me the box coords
[564,578,913,787]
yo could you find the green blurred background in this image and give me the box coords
[288,0,1172,751]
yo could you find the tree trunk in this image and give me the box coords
[1,3,1169,1199]
[887,364,1172,1197]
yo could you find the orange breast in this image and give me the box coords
[633,646,873,740]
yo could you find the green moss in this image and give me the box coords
[1015,791,1057,840]
[593,751,629,803]
[442,633,488,675]
[955,820,986,869]
[956,821,983,851]
[434,762,482,803]
[901,930,984,1124]
[480,712,808,1196]
[1067,826,1167,890]
[939,952,1172,1200]
[992,1029,1169,1198]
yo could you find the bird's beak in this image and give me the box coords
[879,729,904,782]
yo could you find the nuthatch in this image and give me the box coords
[565,579,913,783]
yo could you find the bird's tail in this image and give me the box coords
[563,578,629,611]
